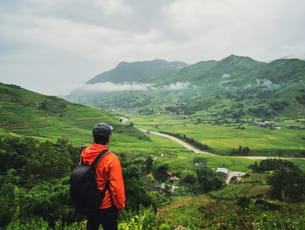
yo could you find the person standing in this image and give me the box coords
[80,122,125,230]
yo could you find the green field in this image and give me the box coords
[129,114,305,157]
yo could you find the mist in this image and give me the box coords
[72,81,190,93]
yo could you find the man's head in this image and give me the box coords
[92,122,113,145]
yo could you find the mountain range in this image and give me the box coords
[67,55,305,119]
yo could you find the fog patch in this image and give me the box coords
[75,82,155,92]
[243,83,253,89]
[162,82,190,90]
[73,81,190,93]
[221,73,231,78]
[256,79,280,90]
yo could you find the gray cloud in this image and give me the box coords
[74,81,190,93]
[1,0,305,95]
[76,82,155,92]
[162,82,190,91]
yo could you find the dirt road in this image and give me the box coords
[140,129,305,161]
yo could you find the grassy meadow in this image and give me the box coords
[129,113,305,157]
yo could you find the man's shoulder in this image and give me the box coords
[107,151,120,160]
[81,144,90,151]
[105,151,123,165]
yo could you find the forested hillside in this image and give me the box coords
[68,55,305,119]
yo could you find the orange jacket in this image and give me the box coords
[80,144,125,209]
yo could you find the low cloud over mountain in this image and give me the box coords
[73,81,191,93]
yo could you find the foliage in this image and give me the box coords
[0,135,157,229]
[119,209,160,230]
[230,145,250,156]
[193,157,223,193]
[268,166,305,201]
[144,156,154,174]
[120,155,155,211]
[249,159,298,172]
[0,182,16,226]
[159,194,305,230]
[18,179,77,227]
[153,164,169,182]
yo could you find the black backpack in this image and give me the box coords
[69,149,110,211]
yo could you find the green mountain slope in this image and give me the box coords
[87,59,187,84]
[0,82,148,146]
[68,55,305,119]
[171,55,265,83]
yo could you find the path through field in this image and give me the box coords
[140,129,305,161]
[139,129,215,155]
[119,116,305,161]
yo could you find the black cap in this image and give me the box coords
[92,122,113,138]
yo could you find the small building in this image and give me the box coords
[226,171,246,184]
[216,168,246,184]
[255,120,274,127]
[216,168,229,175]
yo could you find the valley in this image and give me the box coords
[1,54,305,229]
[128,113,305,158]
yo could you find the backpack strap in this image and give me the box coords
[91,149,109,168]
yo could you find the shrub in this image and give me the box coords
[268,166,305,201]
[249,159,297,172]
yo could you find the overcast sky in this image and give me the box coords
[1,0,305,95]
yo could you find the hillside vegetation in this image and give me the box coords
[1,83,305,229]
[0,82,149,148]
[68,55,305,119]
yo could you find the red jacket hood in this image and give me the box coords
[81,144,108,164]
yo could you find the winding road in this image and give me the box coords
[141,129,305,160]
[139,128,215,155]
[120,116,305,161]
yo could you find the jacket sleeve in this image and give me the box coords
[109,156,126,209]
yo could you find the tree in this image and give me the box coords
[249,159,297,172]
[0,183,16,227]
[153,164,169,182]
[268,166,305,201]
[196,166,223,193]
[122,163,153,211]
[192,157,223,192]
[144,156,153,174]
[192,157,207,169]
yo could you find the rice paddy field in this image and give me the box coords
[129,113,305,157]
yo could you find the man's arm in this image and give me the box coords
[109,156,125,209]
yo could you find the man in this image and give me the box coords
[80,122,125,230]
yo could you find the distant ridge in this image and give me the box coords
[67,54,305,119]
[87,59,188,84]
